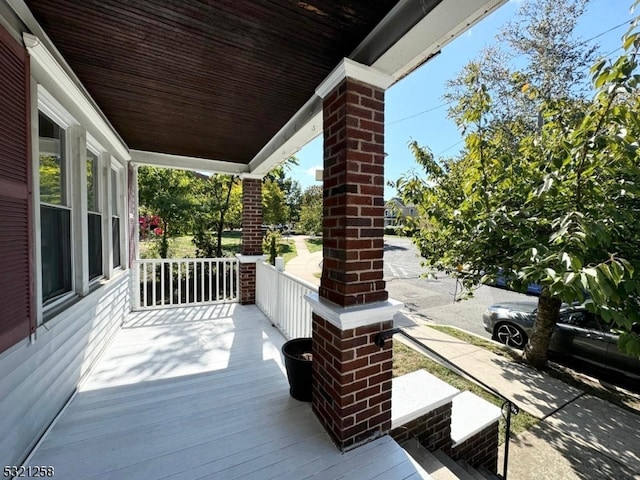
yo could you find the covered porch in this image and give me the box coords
[0,0,510,472]
[26,304,428,479]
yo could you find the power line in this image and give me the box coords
[385,18,632,128]
[578,19,632,46]
[387,102,451,125]
[436,139,464,156]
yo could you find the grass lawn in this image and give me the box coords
[392,340,538,445]
[140,232,297,264]
[280,239,297,263]
[304,237,323,253]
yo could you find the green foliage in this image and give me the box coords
[138,167,196,258]
[397,4,640,360]
[39,155,63,204]
[304,237,323,253]
[191,174,240,258]
[264,157,302,223]
[297,185,323,235]
[262,178,289,226]
[263,229,282,265]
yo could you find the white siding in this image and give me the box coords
[0,272,129,466]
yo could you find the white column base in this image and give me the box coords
[235,254,266,264]
[304,292,403,331]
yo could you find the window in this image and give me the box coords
[87,148,102,280]
[111,167,121,269]
[39,112,72,303]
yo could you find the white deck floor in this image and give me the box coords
[27,304,431,479]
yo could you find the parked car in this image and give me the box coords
[483,301,640,380]
[494,275,542,295]
[492,269,542,296]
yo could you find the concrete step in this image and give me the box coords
[450,391,501,448]
[401,440,459,480]
[432,450,477,480]
[392,369,459,429]
[457,459,490,480]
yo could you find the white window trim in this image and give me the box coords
[86,142,104,285]
[86,134,103,215]
[24,33,131,163]
[110,162,125,272]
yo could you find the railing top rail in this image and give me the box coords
[135,257,238,264]
[281,270,319,292]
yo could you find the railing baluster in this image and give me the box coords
[152,262,157,307]
[208,260,212,302]
[177,262,182,305]
[223,259,227,300]
[169,262,173,306]
[160,261,165,306]
[143,263,148,308]
[134,258,240,310]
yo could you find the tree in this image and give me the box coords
[445,0,598,133]
[396,1,640,367]
[262,178,289,226]
[298,185,323,235]
[264,157,303,224]
[192,174,240,258]
[138,166,195,258]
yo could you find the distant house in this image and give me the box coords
[384,198,416,227]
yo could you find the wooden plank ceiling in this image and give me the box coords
[25,0,400,165]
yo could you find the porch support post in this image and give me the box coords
[127,162,138,269]
[307,59,402,451]
[238,175,263,304]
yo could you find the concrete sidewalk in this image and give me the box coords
[284,235,321,286]
[394,312,640,480]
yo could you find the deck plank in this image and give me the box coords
[27,305,431,480]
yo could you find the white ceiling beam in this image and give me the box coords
[130,150,249,176]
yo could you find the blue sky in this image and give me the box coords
[290,0,636,200]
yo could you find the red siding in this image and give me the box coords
[0,25,34,353]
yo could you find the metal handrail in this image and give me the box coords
[375,328,519,480]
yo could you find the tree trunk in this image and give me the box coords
[160,222,170,259]
[215,177,235,258]
[524,288,562,368]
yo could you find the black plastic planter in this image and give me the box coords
[282,337,312,402]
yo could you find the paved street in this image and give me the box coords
[383,236,535,339]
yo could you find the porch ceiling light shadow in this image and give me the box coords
[21,0,506,173]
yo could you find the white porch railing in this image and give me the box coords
[256,259,317,339]
[134,258,239,309]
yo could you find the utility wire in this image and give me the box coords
[388,102,451,125]
[385,19,632,128]
[436,140,464,156]
[577,19,632,46]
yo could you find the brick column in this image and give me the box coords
[238,176,263,304]
[307,59,401,452]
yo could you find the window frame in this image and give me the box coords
[110,162,124,271]
[86,136,104,283]
[37,90,77,313]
